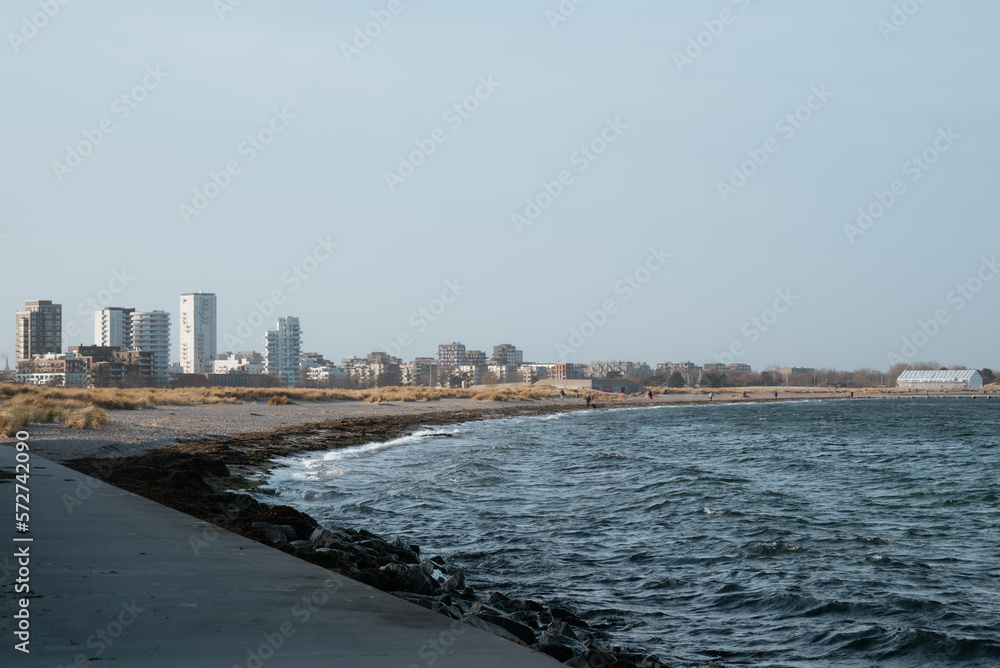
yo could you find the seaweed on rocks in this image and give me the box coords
[63,405,670,667]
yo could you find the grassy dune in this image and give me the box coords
[0,383,616,436]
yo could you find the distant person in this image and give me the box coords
[648,390,653,401]
[559,390,565,400]
[585,396,592,408]
[743,391,748,398]
[774,391,778,399]
[709,392,714,402]
[850,391,854,398]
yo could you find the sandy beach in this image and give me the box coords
[11,390,875,462]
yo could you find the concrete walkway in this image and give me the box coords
[0,445,561,667]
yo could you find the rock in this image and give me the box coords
[379,563,407,575]
[546,620,578,640]
[444,571,465,593]
[429,555,447,566]
[468,601,500,616]
[251,522,289,546]
[477,614,538,646]
[488,592,510,604]
[547,608,590,628]
[533,640,576,663]
[405,565,437,595]
[511,599,544,612]
[289,540,314,552]
[510,611,543,629]
[309,527,353,547]
[462,615,527,646]
[272,525,298,541]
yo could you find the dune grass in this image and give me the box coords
[0,383,589,435]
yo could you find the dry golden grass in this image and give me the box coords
[0,382,588,435]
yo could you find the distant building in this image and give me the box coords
[213,351,265,375]
[16,300,62,361]
[657,362,702,386]
[537,378,649,394]
[69,345,153,387]
[465,349,488,365]
[179,292,217,374]
[492,344,523,367]
[0,358,14,384]
[588,361,653,380]
[896,370,983,389]
[131,310,171,386]
[550,363,586,380]
[94,307,135,348]
[438,342,467,366]
[264,317,301,387]
[16,353,86,387]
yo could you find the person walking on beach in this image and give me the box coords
[774,391,778,399]
[585,395,592,408]
[709,392,714,402]
[560,389,565,400]
[648,390,653,401]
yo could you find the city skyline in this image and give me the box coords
[6,292,992,375]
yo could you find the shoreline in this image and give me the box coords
[30,391,990,666]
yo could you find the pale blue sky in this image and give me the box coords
[2,1,998,371]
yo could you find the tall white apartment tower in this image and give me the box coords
[263,317,301,387]
[94,307,135,348]
[131,310,171,386]
[179,292,217,374]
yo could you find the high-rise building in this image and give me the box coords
[94,307,135,348]
[437,342,466,366]
[15,300,62,361]
[492,344,523,367]
[263,317,301,387]
[131,310,171,386]
[179,292,217,374]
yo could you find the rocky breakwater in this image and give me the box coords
[255,517,670,668]
[65,440,674,668]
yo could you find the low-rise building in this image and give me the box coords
[16,353,87,387]
[897,370,983,389]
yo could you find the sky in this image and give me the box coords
[2,0,998,372]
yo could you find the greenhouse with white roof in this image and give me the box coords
[896,369,984,389]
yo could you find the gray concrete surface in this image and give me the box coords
[0,444,561,667]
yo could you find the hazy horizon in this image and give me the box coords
[3,1,998,372]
